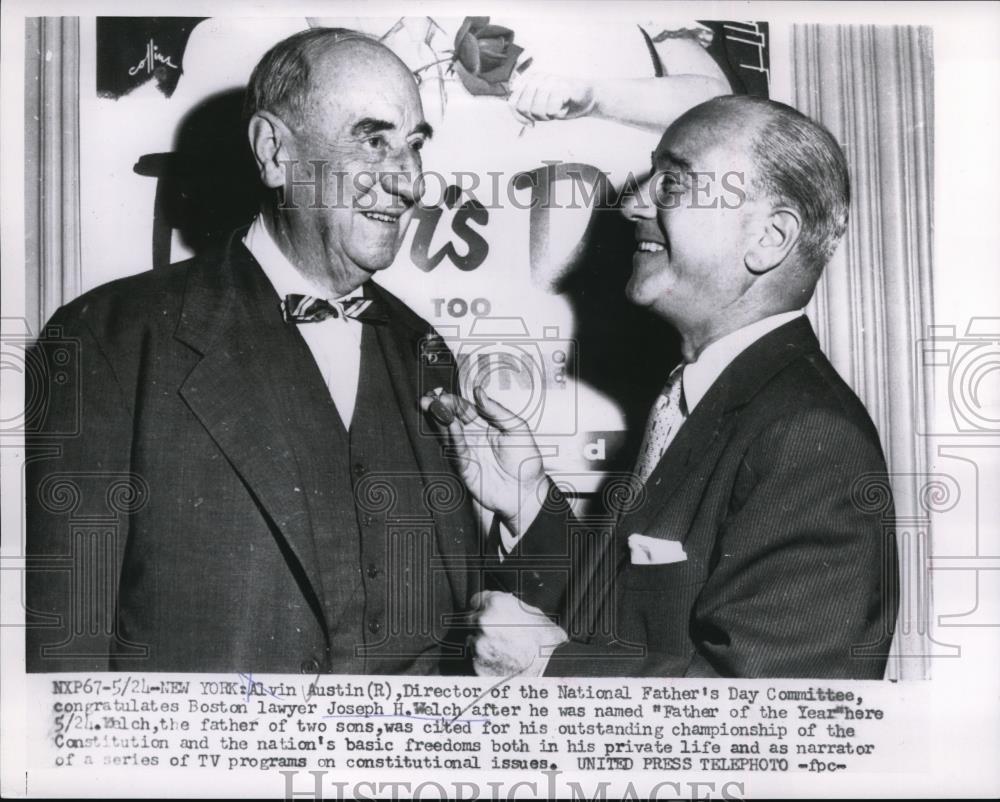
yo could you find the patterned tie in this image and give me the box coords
[633,365,687,484]
[281,294,388,325]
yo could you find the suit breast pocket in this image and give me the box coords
[618,559,707,659]
[621,558,706,592]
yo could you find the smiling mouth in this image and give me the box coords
[361,211,400,224]
[636,240,665,253]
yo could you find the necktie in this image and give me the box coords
[281,294,388,325]
[633,365,687,484]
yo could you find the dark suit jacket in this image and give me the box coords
[25,232,480,673]
[501,317,898,679]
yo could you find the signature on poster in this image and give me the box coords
[128,38,178,76]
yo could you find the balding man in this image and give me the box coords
[26,29,480,673]
[427,95,899,679]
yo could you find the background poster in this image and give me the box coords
[82,15,771,506]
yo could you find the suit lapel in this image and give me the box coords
[174,234,329,623]
[620,317,823,538]
[368,283,470,606]
[573,317,824,638]
[622,389,728,537]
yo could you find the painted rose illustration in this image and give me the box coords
[452,16,524,97]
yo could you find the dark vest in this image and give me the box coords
[308,325,452,674]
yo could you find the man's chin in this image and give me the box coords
[625,277,653,308]
[353,249,401,275]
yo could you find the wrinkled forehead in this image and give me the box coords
[302,39,424,132]
[652,109,756,175]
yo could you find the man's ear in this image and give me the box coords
[248,111,289,190]
[744,207,801,275]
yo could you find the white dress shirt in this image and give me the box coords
[680,310,805,413]
[243,216,364,429]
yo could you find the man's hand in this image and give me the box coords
[508,71,596,125]
[420,386,547,539]
[468,590,569,677]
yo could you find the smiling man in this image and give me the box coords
[26,29,481,674]
[427,94,899,679]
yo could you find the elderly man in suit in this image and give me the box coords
[26,29,480,673]
[427,94,899,679]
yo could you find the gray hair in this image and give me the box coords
[243,27,375,127]
[704,95,851,270]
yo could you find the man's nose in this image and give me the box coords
[380,170,419,206]
[380,150,422,206]
[622,177,657,222]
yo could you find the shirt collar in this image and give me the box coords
[681,310,805,413]
[243,215,363,303]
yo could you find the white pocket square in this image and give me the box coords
[628,533,687,565]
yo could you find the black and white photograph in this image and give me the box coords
[1,1,998,798]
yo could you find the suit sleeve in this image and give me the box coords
[25,305,135,672]
[684,407,898,679]
[484,479,588,631]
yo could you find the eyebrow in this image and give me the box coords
[350,118,434,139]
[655,149,692,171]
[412,121,434,139]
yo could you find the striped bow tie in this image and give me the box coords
[281,294,388,325]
